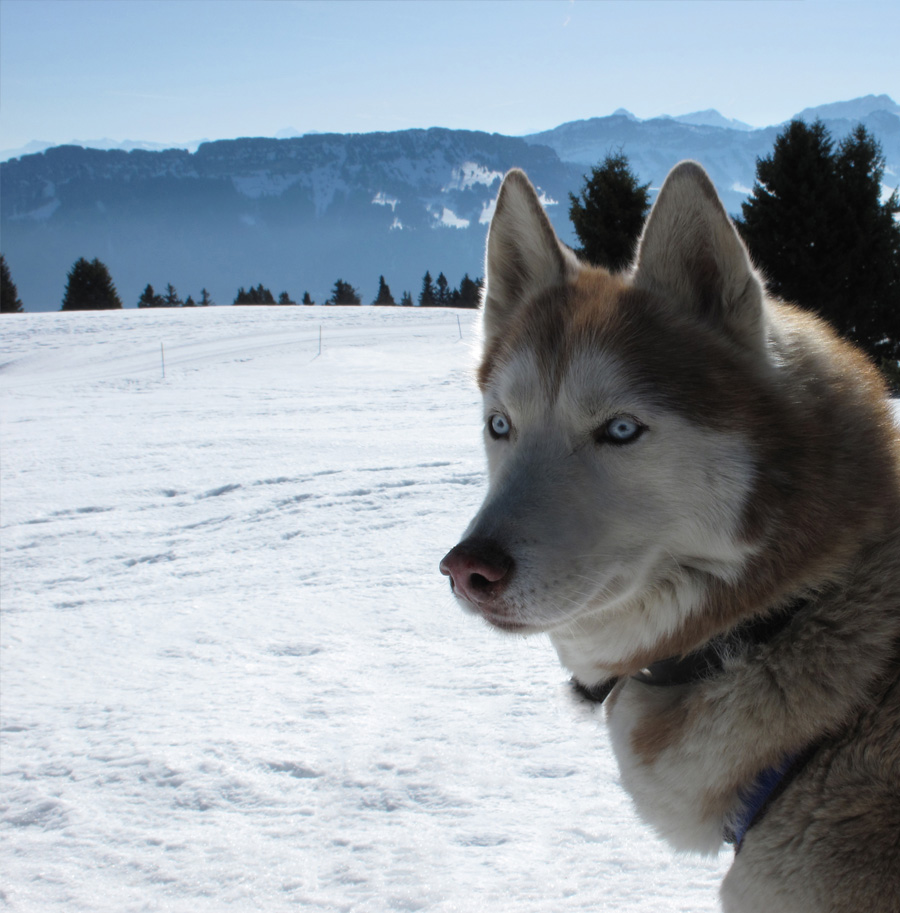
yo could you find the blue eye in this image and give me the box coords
[598,416,644,445]
[489,413,511,438]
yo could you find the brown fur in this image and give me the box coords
[447,162,900,911]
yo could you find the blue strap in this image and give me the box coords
[728,757,795,849]
[727,744,819,851]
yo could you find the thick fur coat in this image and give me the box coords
[441,162,900,912]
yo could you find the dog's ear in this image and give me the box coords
[631,161,766,352]
[482,169,578,343]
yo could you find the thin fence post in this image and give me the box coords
[457,314,462,340]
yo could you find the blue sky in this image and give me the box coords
[1,0,897,151]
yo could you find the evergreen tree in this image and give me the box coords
[199,288,213,307]
[278,291,296,305]
[163,283,183,308]
[137,283,164,308]
[234,284,276,305]
[435,272,450,306]
[302,291,315,305]
[61,257,123,311]
[1,255,24,313]
[738,120,838,311]
[569,152,651,271]
[326,279,361,305]
[738,119,900,366]
[399,290,413,307]
[456,273,482,309]
[419,271,436,307]
[373,275,395,306]
[184,295,196,307]
[254,284,276,304]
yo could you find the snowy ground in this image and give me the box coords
[1,307,731,912]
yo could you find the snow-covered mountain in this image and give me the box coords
[524,97,900,216]
[1,96,897,312]
[0,130,579,312]
[795,93,900,123]
[0,137,208,162]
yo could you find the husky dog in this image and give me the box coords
[440,162,900,912]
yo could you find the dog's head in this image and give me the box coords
[440,162,894,685]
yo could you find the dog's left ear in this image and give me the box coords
[632,161,766,352]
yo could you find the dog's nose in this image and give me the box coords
[439,539,513,606]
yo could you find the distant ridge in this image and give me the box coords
[2,95,896,312]
[795,94,900,123]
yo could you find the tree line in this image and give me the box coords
[315,272,483,308]
[0,258,483,312]
[2,118,897,381]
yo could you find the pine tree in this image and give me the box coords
[163,283,183,308]
[137,283,164,308]
[302,291,315,305]
[61,257,123,311]
[1,255,24,313]
[831,125,900,362]
[419,271,436,307]
[569,152,651,271]
[738,119,900,366]
[326,279,361,305]
[254,284,275,304]
[456,273,482,309]
[737,120,838,312]
[184,295,196,307]
[234,284,276,305]
[278,291,296,305]
[199,288,213,307]
[373,275,395,305]
[435,272,450,306]
[400,291,413,307]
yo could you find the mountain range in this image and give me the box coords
[1,95,897,312]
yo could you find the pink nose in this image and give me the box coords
[439,540,513,606]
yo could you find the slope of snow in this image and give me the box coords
[1,307,731,912]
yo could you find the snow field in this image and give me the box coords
[1,307,730,912]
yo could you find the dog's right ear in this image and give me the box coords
[482,169,578,344]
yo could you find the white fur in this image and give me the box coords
[470,346,757,673]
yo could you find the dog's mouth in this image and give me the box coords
[477,609,531,634]
[448,586,533,634]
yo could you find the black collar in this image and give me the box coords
[572,597,807,701]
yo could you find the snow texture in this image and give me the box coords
[1,307,731,912]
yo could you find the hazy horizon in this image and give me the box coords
[2,0,897,154]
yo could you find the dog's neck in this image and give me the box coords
[573,596,807,700]
[632,598,805,687]
[571,595,816,850]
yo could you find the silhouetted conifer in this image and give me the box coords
[326,279,360,305]
[569,152,650,271]
[373,275,395,305]
[456,274,482,309]
[1,255,24,313]
[61,258,123,310]
[419,271,436,307]
[163,283,183,308]
[738,119,900,366]
[137,283,164,308]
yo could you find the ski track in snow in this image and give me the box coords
[1,307,731,912]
